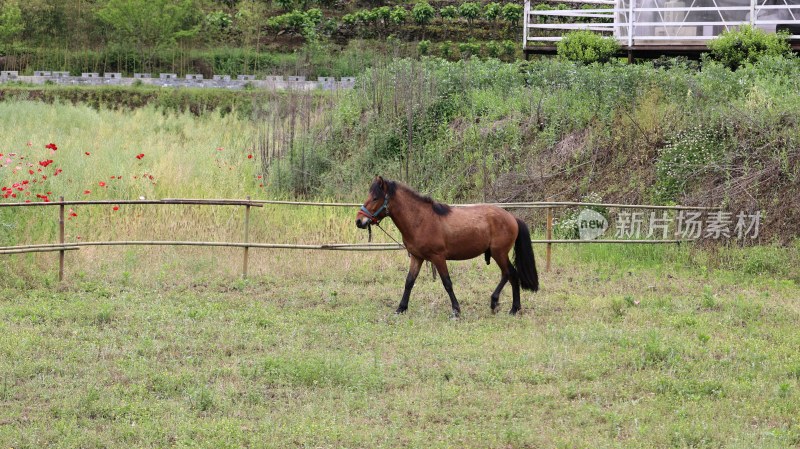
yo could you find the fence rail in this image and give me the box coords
[524,0,800,49]
[1,197,717,280]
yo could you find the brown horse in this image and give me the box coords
[356,176,538,317]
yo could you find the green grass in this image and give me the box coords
[2,98,800,447]
[1,243,799,447]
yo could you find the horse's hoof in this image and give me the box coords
[395,308,407,315]
[450,310,461,320]
[509,308,520,315]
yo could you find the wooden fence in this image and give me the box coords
[0,197,719,281]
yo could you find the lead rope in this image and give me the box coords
[376,221,435,280]
[375,221,405,249]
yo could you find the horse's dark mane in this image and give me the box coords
[374,178,451,216]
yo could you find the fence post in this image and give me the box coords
[546,205,553,272]
[242,196,251,278]
[58,196,65,282]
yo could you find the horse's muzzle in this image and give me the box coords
[355,217,369,229]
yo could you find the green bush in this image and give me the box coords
[458,2,481,24]
[486,40,501,58]
[417,39,431,56]
[390,5,408,25]
[458,41,480,58]
[484,2,501,21]
[556,31,620,64]
[501,3,523,27]
[412,2,435,26]
[707,25,793,70]
[439,5,457,19]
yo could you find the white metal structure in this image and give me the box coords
[524,0,800,50]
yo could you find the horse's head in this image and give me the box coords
[356,176,391,229]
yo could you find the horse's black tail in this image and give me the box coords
[514,218,539,292]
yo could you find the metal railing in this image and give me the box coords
[524,0,800,47]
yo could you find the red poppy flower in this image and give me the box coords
[98,181,106,187]
[85,152,91,156]
[54,168,62,176]
[39,159,53,167]
[69,209,77,217]
[45,143,57,151]
[248,154,253,159]
[83,190,91,194]
[135,153,145,160]
[29,169,34,175]
[112,206,119,211]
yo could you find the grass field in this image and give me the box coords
[1,242,800,448]
[2,100,800,448]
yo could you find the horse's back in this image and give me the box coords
[441,204,518,260]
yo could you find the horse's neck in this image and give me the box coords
[389,189,429,241]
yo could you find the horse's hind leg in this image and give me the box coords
[490,273,508,314]
[491,252,519,314]
[397,255,423,314]
[431,257,461,318]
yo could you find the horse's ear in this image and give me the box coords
[377,175,385,190]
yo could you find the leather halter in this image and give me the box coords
[357,194,390,225]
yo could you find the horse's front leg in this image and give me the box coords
[396,255,423,314]
[431,257,461,318]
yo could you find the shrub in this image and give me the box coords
[556,30,620,64]
[458,2,481,24]
[486,40,501,58]
[458,41,480,58]
[374,6,391,24]
[440,5,457,20]
[707,25,793,70]
[501,40,517,59]
[484,2,501,21]
[412,1,435,26]
[390,5,408,25]
[418,39,431,56]
[439,41,454,59]
[501,3,523,27]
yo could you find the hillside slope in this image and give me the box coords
[268,56,800,242]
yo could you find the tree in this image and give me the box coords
[439,5,457,20]
[501,3,523,29]
[236,0,267,50]
[274,0,295,12]
[484,2,500,21]
[374,6,391,25]
[412,1,434,26]
[390,5,408,25]
[458,2,480,24]
[97,0,201,52]
[267,9,323,42]
[0,0,23,44]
